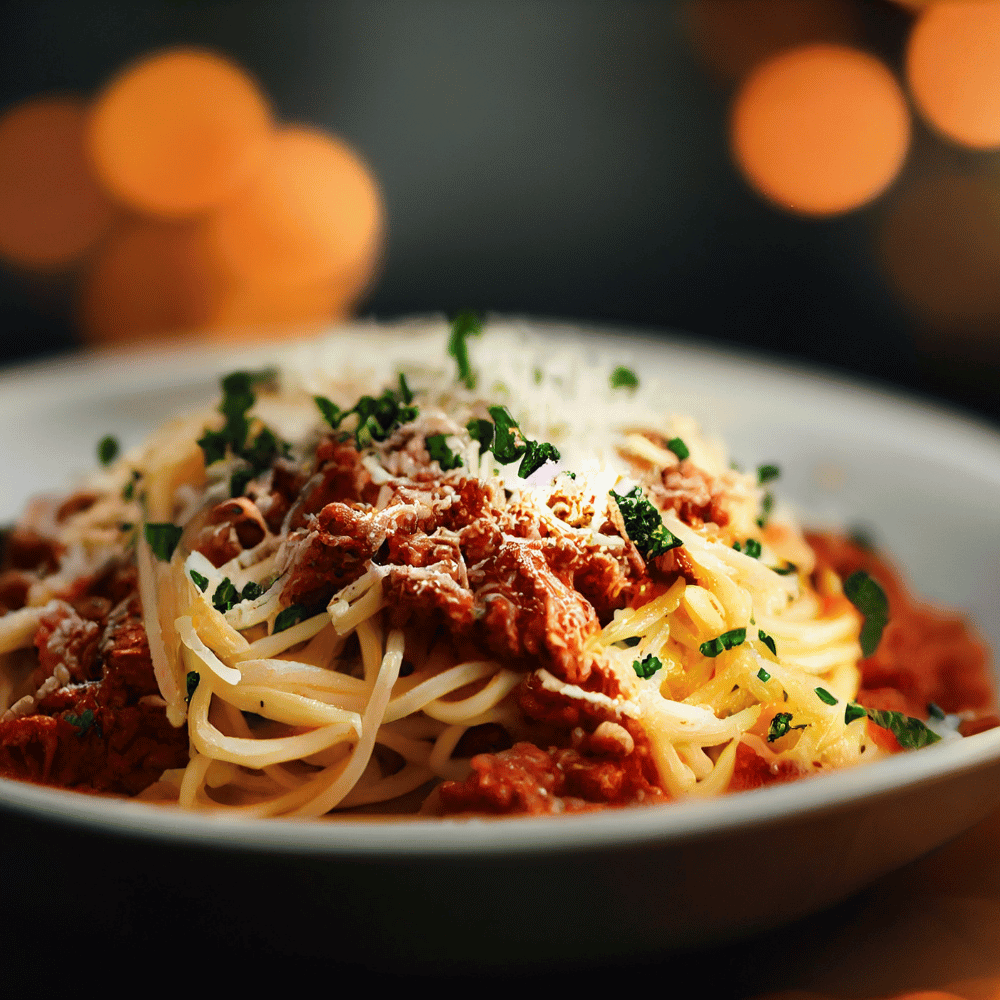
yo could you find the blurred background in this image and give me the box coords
[2,0,999,423]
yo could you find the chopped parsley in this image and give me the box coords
[734,538,761,559]
[212,577,265,611]
[927,702,945,720]
[122,470,140,502]
[757,464,781,485]
[666,437,689,461]
[622,636,642,647]
[771,562,798,576]
[699,627,747,658]
[756,491,774,529]
[274,604,308,633]
[448,312,483,388]
[467,418,494,453]
[315,376,419,450]
[519,440,560,478]
[767,712,807,742]
[757,630,777,656]
[212,578,239,613]
[632,654,663,679]
[484,406,561,478]
[144,522,183,562]
[199,369,285,496]
[64,708,99,736]
[426,434,463,471]
[97,435,119,466]
[186,671,200,704]
[189,569,209,593]
[866,708,941,749]
[843,570,889,658]
[844,702,867,725]
[609,486,683,559]
[610,366,639,389]
[756,666,771,683]
[815,686,838,706]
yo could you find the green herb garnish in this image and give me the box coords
[757,464,781,485]
[865,708,941,748]
[274,604,308,633]
[609,486,683,559]
[699,627,747,658]
[757,630,777,656]
[212,578,239,613]
[484,406,560,478]
[767,712,807,742]
[186,671,200,704]
[448,312,483,388]
[426,434,463,471]
[815,686,838,706]
[189,569,209,593]
[927,702,945,720]
[241,581,264,602]
[742,538,762,559]
[144,522,183,562]
[199,369,285,495]
[843,570,889,658]
[97,435,119,467]
[756,491,774,529]
[844,702,867,725]
[64,708,98,736]
[610,366,639,389]
[632,654,663,679]
[666,437,689,461]
[122,470,140,502]
[315,382,419,450]
[466,418,494,453]
[771,563,798,576]
[756,666,771,683]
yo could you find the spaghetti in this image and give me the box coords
[0,321,992,815]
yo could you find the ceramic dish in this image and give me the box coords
[1,319,998,970]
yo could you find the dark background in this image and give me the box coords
[5,1,996,422]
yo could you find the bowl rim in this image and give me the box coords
[1,316,998,858]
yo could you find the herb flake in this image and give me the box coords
[448,312,483,388]
[609,486,683,560]
[426,434,463,471]
[610,366,639,389]
[843,570,889,658]
[767,712,807,742]
[97,435,119,466]
[666,437,689,461]
[815,687,838,706]
[144,522,183,562]
[699,627,747,658]
[632,654,663,679]
[274,604,308,633]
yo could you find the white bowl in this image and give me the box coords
[1,319,998,969]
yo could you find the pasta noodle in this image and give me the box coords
[0,320,992,816]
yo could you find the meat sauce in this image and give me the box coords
[0,431,993,815]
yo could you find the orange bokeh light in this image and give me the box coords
[88,48,273,218]
[207,125,384,291]
[730,45,910,216]
[0,95,114,270]
[206,279,351,342]
[906,1,1000,149]
[877,170,1000,338]
[78,217,227,344]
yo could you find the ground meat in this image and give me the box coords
[0,567,188,794]
[727,741,803,792]
[806,533,992,719]
[651,461,730,529]
[281,472,641,681]
[438,736,665,815]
